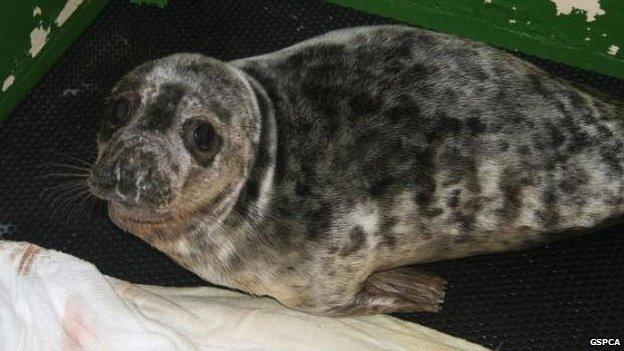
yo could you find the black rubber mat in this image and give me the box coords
[1,1,623,350]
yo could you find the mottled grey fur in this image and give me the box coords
[90,25,624,316]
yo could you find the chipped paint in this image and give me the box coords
[608,45,620,56]
[0,0,110,122]
[508,19,516,24]
[62,88,82,96]
[2,75,15,92]
[550,0,605,22]
[28,26,51,57]
[56,0,85,26]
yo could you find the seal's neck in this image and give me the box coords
[227,68,278,228]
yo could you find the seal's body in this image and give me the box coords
[90,26,624,316]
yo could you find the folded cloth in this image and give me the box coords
[0,240,489,351]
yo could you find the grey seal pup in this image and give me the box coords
[89,25,624,316]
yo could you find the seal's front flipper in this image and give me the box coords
[354,266,446,315]
[281,266,446,316]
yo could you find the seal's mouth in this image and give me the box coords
[86,182,176,230]
[107,200,174,224]
[88,162,175,222]
[88,172,142,206]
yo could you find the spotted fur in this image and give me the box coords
[91,25,624,316]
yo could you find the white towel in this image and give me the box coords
[0,240,489,351]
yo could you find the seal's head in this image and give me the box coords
[89,54,262,229]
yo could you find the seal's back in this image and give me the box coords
[234,25,624,265]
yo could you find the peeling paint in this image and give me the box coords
[550,0,605,22]
[55,0,85,26]
[608,45,620,56]
[33,6,42,17]
[484,0,492,4]
[584,37,590,41]
[28,26,51,57]
[2,75,15,92]
[508,19,516,24]
[62,88,82,96]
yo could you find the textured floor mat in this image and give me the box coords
[1,1,623,350]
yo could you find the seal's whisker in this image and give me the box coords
[45,148,94,167]
[83,195,103,219]
[65,191,95,223]
[42,179,87,197]
[42,185,86,203]
[47,189,86,220]
[44,180,90,209]
[38,173,90,179]
[57,188,91,218]
[39,162,91,172]
[48,185,88,208]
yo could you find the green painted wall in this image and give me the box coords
[129,0,168,7]
[1,0,622,122]
[0,0,110,122]
[327,0,624,80]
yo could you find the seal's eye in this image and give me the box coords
[109,97,131,126]
[183,119,222,165]
[193,123,215,151]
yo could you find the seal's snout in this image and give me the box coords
[89,146,172,208]
[116,150,151,199]
[91,164,116,191]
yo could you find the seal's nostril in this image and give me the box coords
[117,160,143,198]
[119,163,136,184]
[135,167,149,187]
[114,162,121,183]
